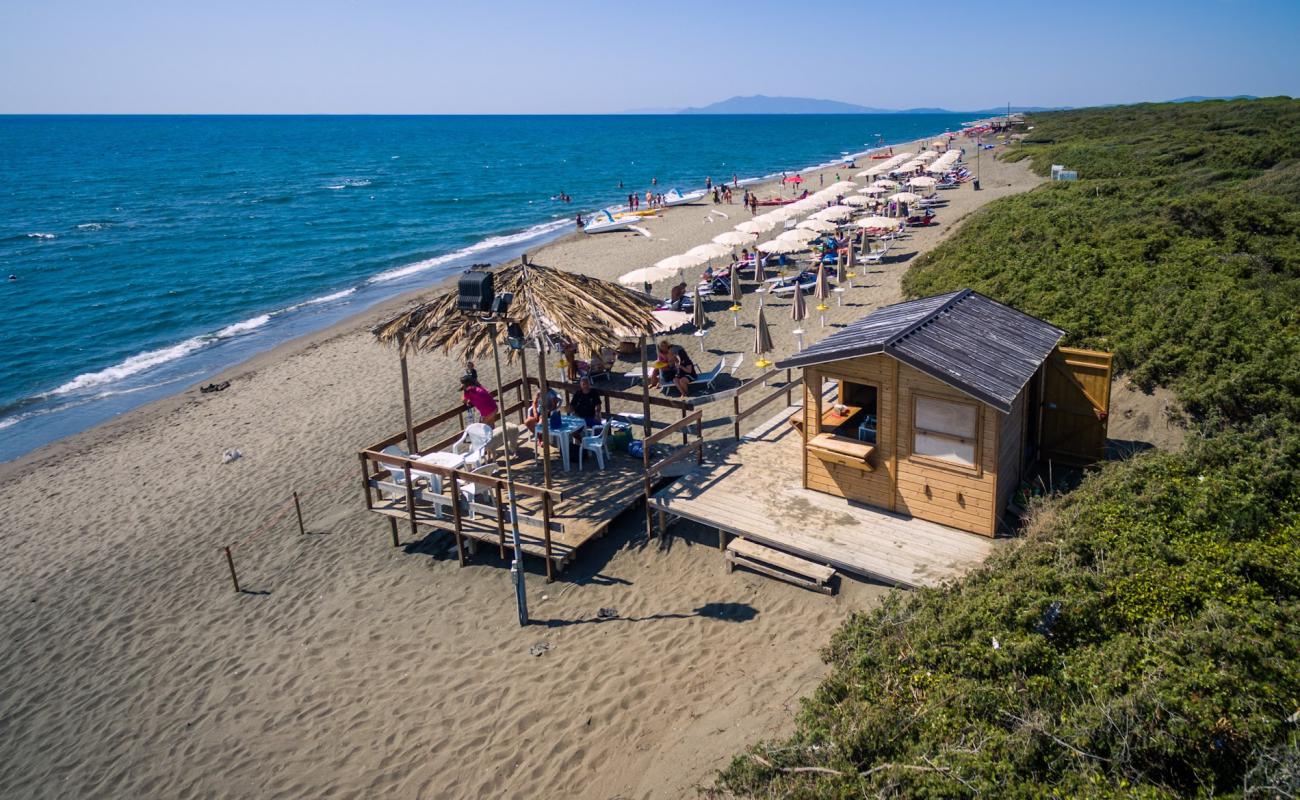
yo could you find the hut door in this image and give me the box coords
[1040,347,1113,464]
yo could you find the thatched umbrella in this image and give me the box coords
[373,256,659,485]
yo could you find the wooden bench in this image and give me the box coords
[726,537,836,595]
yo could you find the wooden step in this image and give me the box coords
[726,537,836,595]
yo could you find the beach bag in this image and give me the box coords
[627,440,644,459]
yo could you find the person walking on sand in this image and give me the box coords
[732,173,738,187]
[705,176,712,191]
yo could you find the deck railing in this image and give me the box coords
[642,410,704,538]
[731,368,802,439]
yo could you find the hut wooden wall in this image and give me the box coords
[801,354,1031,538]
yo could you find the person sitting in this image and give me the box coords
[668,281,689,311]
[460,375,499,424]
[650,339,696,396]
[523,388,561,438]
[568,376,603,429]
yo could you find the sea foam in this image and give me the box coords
[367,217,572,284]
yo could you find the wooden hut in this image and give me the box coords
[775,290,1112,537]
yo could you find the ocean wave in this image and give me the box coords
[215,314,271,338]
[325,178,373,190]
[49,336,210,396]
[76,222,112,231]
[26,232,56,240]
[366,217,573,284]
[284,287,357,311]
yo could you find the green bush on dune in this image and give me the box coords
[715,99,1300,798]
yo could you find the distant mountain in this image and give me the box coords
[677,95,894,114]
[620,106,681,115]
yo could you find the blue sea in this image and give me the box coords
[0,114,969,461]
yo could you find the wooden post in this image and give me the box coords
[785,369,793,406]
[293,491,305,535]
[643,439,654,539]
[541,493,555,582]
[680,402,688,444]
[399,353,417,453]
[494,484,507,559]
[520,350,533,404]
[359,452,373,510]
[536,343,553,489]
[732,394,742,440]
[639,335,651,438]
[388,517,399,548]
[403,462,418,538]
[223,547,240,593]
[449,470,466,566]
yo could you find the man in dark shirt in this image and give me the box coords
[569,377,603,428]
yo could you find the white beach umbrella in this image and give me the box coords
[873,179,900,190]
[826,181,857,192]
[915,151,938,163]
[909,176,938,188]
[811,205,854,222]
[889,192,922,204]
[856,215,901,230]
[760,206,797,222]
[687,242,732,261]
[843,194,874,207]
[712,230,756,247]
[859,185,888,195]
[786,198,820,214]
[811,189,840,203]
[618,265,681,287]
[758,237,807,254]
[853,169,876,179]
[796,218,837,233]
[778,228,819,243]
[654,254,694,271]
[736,218,776,235]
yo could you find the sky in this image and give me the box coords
[1,0,1296,113]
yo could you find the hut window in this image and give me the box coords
[913,394,978,468]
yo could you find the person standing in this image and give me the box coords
[705,176,712,191]
[461,375,499,424]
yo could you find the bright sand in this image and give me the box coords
[1,142,1053,798]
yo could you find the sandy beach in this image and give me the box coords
[0,140,1117,798]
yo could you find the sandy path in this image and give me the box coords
[0,140,1042,799]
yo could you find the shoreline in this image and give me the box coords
[0,126,954,470]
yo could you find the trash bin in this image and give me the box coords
[972,178,981,191]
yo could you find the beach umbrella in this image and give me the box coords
[796,218,837,233]
[859,185,888,195]
[786,198,820,214]
[782,175,804,184]
[909,176,937,189]
[811,189,840,203]
[827,181,857,192]
[754,210,790,226]
[843,194,874,207]
[736,218,775,235]
[812,205,854,222]
[778,228,818,243]
[650,309,694,333]
[790,278,807,351]
[814,262,830,326]
[753,255,766,284]
[712,230,755,247]
[687,242,732,262]
[856,215,901,230]
[618,265,680,288]
[655,253,694,271]
[758,238,806,254]
[889,191,921,204]
[754,303,774,369]
[873,179,900,190]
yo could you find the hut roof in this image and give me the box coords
[371,258,659,359]
[775,290,1063,412]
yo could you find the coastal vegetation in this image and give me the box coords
[716,99,1300,798]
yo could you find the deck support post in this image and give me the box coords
[403,462,418,538]
[360,452,374,510]
[494,484,507,560]
[541,493,555,582]
[399,353,418,453]
[639,335,651,438]
[732,394,742,440]
[785,369,793,406]
[449,471,466,566]
[536,342,554,490]
[388,516,399,548]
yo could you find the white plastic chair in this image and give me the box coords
[457,463,499,519]
[451,422,493,467]
[722,353,744,376]
[578,420,610,470]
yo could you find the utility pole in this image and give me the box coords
[487,322,529,627]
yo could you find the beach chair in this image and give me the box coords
[457,462,500,519]
[687,359,726,392]
[578,420,610,470]
[722,353,744,376]
[450,423,493,467]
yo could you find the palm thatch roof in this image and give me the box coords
[372,257,660,358]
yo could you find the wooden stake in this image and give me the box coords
[293,491,305,535]
[224,547,240,593]
[542,493,555,582]
[388,517,399,548]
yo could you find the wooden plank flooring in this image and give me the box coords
[370,452,647,571]
[652,407,996,588]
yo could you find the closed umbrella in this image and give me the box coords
[789,276,807,351]
[692,286,706,329]
[814,262,830,326]
[754,302,774,369]
[729,265,743,326]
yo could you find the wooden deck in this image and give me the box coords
[370,452,647,574]
[651,407,997,588]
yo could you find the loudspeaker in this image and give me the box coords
[457,271,494,312]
